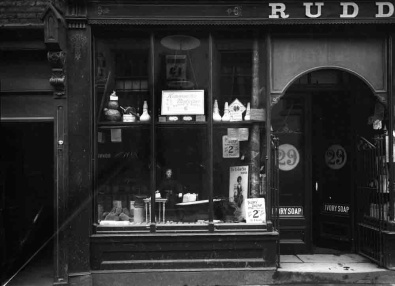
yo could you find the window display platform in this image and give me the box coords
[91,231,279,271]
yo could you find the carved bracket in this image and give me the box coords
[48,51,66,98]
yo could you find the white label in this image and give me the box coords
[279,144,300,171]
[161,90,204,115]
[223,136,240,158]
[246,198,266,223]
[110,129,122,143]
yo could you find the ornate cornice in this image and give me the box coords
[67,17,87,29]
[87,18,395,26]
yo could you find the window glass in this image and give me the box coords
[94,30,268,228]
[212,32,267,224]
[95,34,152,226]
[271,94,305,207]
[154,32,209,225]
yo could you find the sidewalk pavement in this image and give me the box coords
[275,253,395,285]
[4,253,395,286]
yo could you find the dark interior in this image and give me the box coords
[1,122,54,281]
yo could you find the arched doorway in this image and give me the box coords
[271,69,383,254]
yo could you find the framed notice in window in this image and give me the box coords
[161,90,205,115]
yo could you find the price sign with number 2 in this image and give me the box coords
[246,198,266,223]
[279,144,300,171]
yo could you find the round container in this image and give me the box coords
[123,114,136,122]
[134,207,145,223]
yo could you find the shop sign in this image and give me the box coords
[325,144,347,170]
[322,203,350,216]
[278,206,304,217]
[278,144,300,171]
[265,2,395,19]
[93,2,395,22]
[161,90,204,115]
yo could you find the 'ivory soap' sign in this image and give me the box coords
[161,90,204,115]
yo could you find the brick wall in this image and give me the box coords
[0,0,52,27]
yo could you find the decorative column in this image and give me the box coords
[42,3,68,285]
[249,36,263,198]
[65,0,92,284]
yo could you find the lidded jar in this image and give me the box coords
[108,91,119,109]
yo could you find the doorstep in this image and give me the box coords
[274,254,395,284]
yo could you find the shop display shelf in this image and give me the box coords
[97,121,151,129]
[156,121,207,127]
[213,121,264,128]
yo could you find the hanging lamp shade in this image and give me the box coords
[160,35,201,51]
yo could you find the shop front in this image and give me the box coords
[47,1,395,285]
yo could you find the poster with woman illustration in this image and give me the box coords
[229,165,249,221]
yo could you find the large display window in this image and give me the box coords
[93,29,268,229]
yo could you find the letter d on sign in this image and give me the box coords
[376,2,394,18]
[340,2,359,18]
[269,3,290,19]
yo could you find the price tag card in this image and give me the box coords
[227,128,238,140]
[111,129,122,143]
[250,108,266,121]
[238,128,249,141]
[246,198,266,223]
[222,135,239,158]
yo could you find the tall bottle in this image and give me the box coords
[244,102,251,121]
[222,102,231,121]
[213,99,222,122]
[140,100,151,122]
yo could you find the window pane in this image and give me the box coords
[212,32,267,225]
[154,32,209,225]
[95,34,152,227]
[271,94,305,207]
[156,127,208,224]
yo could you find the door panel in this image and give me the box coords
[272,93,310,253]
[312,91,353,250]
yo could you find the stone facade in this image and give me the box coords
[0,0,64,27]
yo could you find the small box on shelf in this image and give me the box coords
[158,115,206,122]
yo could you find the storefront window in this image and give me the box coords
[212,33,266,224]
[271,94,305,208]
[94,30,267,228]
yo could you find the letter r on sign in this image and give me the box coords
[269,3,290,19]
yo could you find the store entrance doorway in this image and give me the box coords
[1,121,54,283]
[309,72,377,253]
[273,69,378,254]
[311,90,355,252]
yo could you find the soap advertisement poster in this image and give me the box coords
[229,166,249,220]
